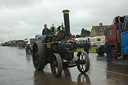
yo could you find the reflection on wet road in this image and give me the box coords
[0,46,128,85]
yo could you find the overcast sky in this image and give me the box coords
[0,0,128,43]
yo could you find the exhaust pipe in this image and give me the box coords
[62,10,71,38]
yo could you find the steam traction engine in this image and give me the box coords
[32,10,90,77]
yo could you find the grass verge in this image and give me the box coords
[76,46,96,53]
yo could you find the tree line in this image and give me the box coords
[72,28,90,38]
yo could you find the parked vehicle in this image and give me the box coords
[76,40,86,48]
[75,36,105,47]
[25,44,32,54]
[91,36,105,46]
[25,38,35,54]
[104,15,128,59]
[96,45,104,55]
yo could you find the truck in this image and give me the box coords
[104,15,128,59]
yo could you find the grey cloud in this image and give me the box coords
[0,0,128,43]
[0,0,43,8]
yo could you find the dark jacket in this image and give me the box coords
[104,42,111,53]
[83,43,90,51]
[42,28,51,35]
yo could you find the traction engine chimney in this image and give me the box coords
[62,10,71,39]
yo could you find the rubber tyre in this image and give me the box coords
[32,42,46,71]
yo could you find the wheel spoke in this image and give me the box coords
[79,53,83,59]
[34,52,39,61]
[35,58,39,64]
[81,65,84,71]
[35,59,39,67]
[35,52,39,57]
[53,61,57,67]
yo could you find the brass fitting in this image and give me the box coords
[62,10,70,14]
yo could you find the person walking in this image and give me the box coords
[87,38,91,50]
[83,40,90,55]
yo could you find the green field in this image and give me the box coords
[76,46,96,53]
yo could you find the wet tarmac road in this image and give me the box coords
[0,46,128,85]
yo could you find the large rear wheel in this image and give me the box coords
[32,42,46,71]
[76,51,90,73]
[50,53,63,77]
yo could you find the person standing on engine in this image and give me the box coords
[42,24,51,35]
[49,24,57,33]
